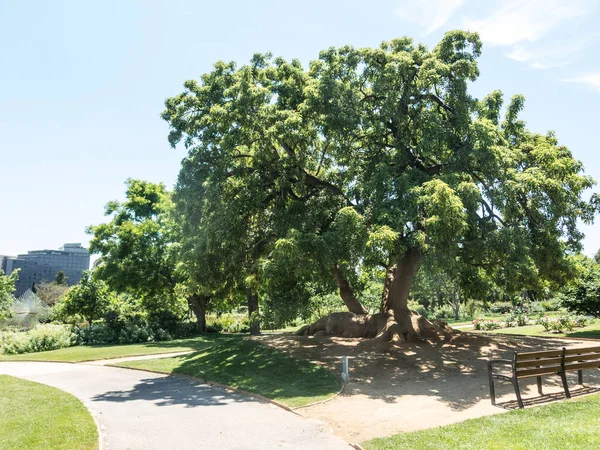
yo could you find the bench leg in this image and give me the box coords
[578,370,583,385]
[489,374,496,406]
[537,376,543,396]
[560,371,571,399]
[513,378,524,409]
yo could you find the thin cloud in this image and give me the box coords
[562,73,600,92]
[396,0,466,35]
[464,0,591,46]
[504,35,594,70]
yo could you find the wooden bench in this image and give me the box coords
[488,346,600,408]
[562,346,600,398]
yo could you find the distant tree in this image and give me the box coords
[594,249,600,264]
[0,269,19,320]
[59,271,113,325]
[88,179,190,326]
[562,263,600,318]
[35,281,69,306]
[55,270,68,286]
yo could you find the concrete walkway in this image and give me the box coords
[0,361,350,450]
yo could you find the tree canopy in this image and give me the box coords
[162,30,598,340]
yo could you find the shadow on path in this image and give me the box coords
[91,374,253,408]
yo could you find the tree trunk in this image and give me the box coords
[247,288,260,335]
[297,247,454,342]
[188,294,208,333]
[332,264,368,315]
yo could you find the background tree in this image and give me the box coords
[163,31,598,341]
[55,270,68,286]
[35,281,69,306]
[58,271,113,325]
[0,269,19,320]
[88,179,188,325]
[562,257,600,317]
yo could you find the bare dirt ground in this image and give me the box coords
[255,331,600,444]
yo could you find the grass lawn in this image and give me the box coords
[363,392,600,450]
[469,320,600,339]
[0,375,98,450]
[117,335,340,408]
[0,336,216,362]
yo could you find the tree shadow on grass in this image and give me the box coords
[167,338,341,405]
[257,332,600,412]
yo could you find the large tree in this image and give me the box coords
[163,31,598,341]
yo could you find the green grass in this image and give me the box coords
[0,375,98,450]
[470,320,600,339]
[0,336,216,362]
[363,393,600,450]
[117,335,340,408]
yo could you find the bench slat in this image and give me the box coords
[516,350,563,360]
[564,361,600,371]
[564,346,600,355]
[516,366,562,378]
[516,357,563,368]
[564,354,600,363]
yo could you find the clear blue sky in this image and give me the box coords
[1,0,599,258]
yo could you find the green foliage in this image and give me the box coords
[562,263,600,317]
[0,269,19,321]
[504,311,529,327]
[56,271,113,325]
[88,179,183,318]
[1,324,75,355]
[160,30,597,322]
[206,313,249,333]
[54,270,68,286]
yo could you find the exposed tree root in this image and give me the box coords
[296,309,455,343]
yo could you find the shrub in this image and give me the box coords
[489,302,512,314]
[529,301,544,314]
[541,299,560,312]
[558,315,576,332]
[504,313,517,328]
[408,300,429,318]
[480,319,502,331]
[537,315,552,331]
[472,318,484,330]
[473,318,501,331]
[1,324,75,355]
[206,313,249,333]
[73,323,116,345]
[118,324,154,344]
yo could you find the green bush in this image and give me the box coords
[480,320,502,331]
[408,300,428,318]
[1,324,75,355]
[489,302,512,314]
[73,323,116,345]
[541,299,560,312]
[206,313,249,333]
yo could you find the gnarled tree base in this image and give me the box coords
[296,309,454,343]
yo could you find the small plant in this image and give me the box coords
[480,319,502,331]
[472,318,484,330]
[559,315,576,332]
[537,315,552,331]
[504,313,517,328]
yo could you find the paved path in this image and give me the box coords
[0,362,350,450]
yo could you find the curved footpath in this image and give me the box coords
[0,361,350,450]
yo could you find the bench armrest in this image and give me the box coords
[488,359,513,373]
